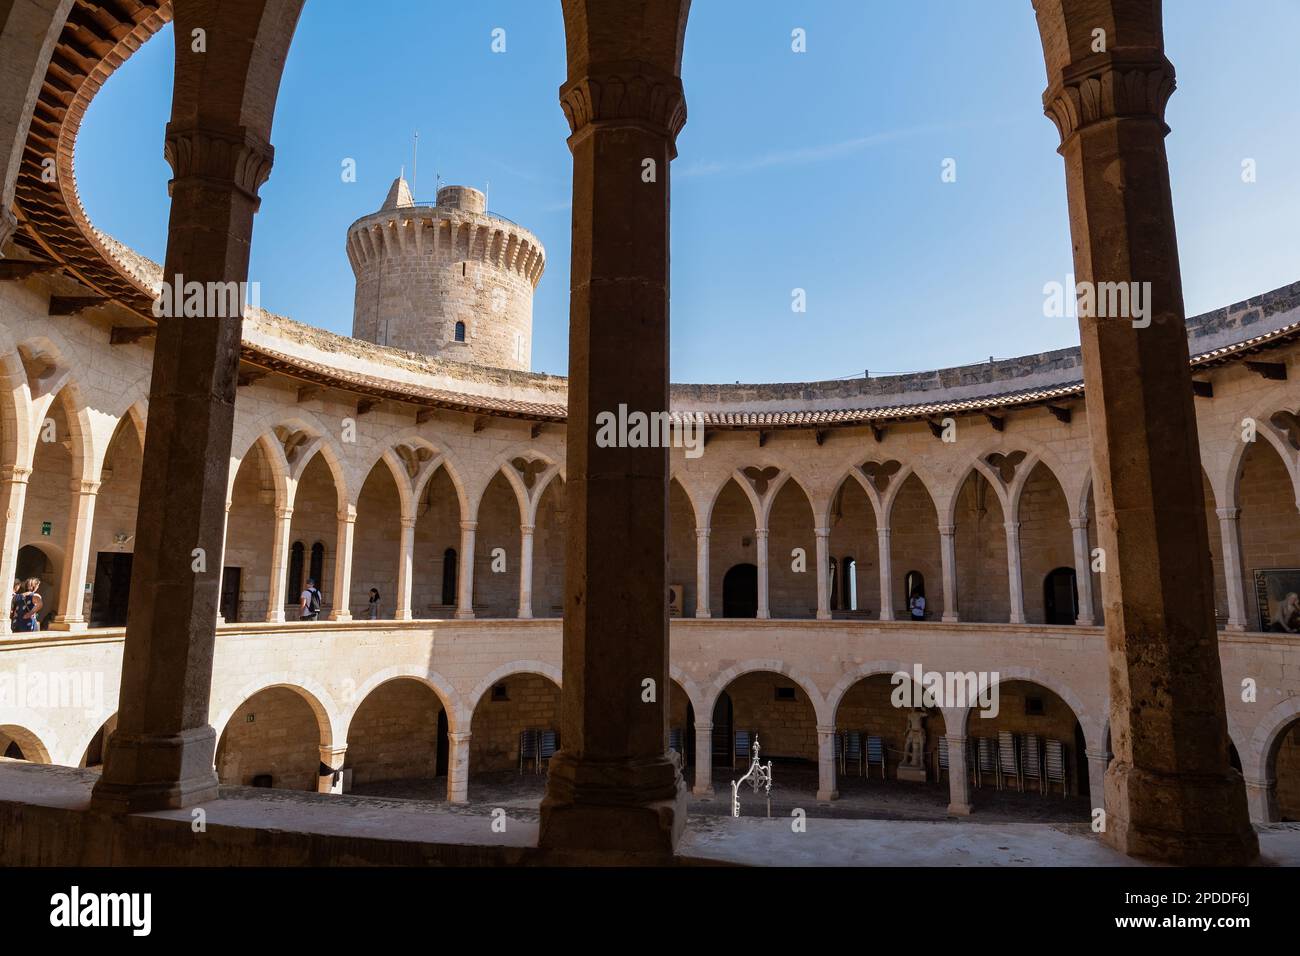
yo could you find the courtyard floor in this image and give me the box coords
[349,764,1092,825]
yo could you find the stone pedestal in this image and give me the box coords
[897,765,927,784]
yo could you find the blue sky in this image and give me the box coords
[76,1,1300,383]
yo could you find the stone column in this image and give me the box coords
[394,515,416,620]
[877,527,894,621]
[816,725,838,801]
[518,522,534,619]
[265,505,293,623]
[318,744,347,794]
[49,478,99,630]
[694,527,710,618]
[1036,3,1257,863]
[1086,749,1110,814]
[1216,507,1249,631]
[537,52,689,858]
[692,720,713,795]
[447,731,471,804]
[215,500,232,624]
[939,523,959,622]
[92,116,279,814]
[328,504,355,622]
[1242,775,1277,824]
[1004,520,1024,624]
[946,734,973,815]
[814,526,831,620]
[0,466,31,637]
[1069,516,1096,625]
[455,519,476,620]
[755,527,770,619]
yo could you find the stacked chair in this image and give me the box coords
[732,729,758,769]
[1021,733,1045,794]
[1044,738,1069,796]
[517,728,560,774]
[997,730,1022,791]
[866,735,887,779]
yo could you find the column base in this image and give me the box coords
[393,610,412,621]
[90,725,220,814]
[1074,616,1095,626]
[691,785,714,797]
[816,611,831,621]
[1102,761,1259,865]
[815,789,838,802]
[1225,622,1247,633]
[328,611,352,622]
[538,750,687,861]
[48,618,88,633]
[517,610,533,620]
[947,802,973,816]
[695,609,710,619]
[941,613,959,623]
[455,610,475,620]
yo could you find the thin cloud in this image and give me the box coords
[676,120,1001,179]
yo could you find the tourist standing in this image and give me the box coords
[368,588,380,620]
[300,578,322,621]
[909,591,926,622]
[17,578,42,632]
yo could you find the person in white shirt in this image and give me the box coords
[909,592,926,621]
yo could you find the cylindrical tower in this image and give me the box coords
[346,179,545,370]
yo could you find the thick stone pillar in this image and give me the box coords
[814,526,831,620]
[537,48,689,858]
[939,523,959,622]
[328,504,355,622]
[0,466,31,636]
[318,744,347,794]
[1035,0,1257,863]
[1069,516,1096,625]
[265,505,293,623]
[447,731,471,804]
[1004,520,1025,624]
[518,522,534,619]
[877,527,894,621]
[816,725,838,801]
[946,734,973,815]
[755,527,770,620]
[455,519,476,620]
[1216,507,1248,631]
[394,515,415,620]
[91,114,279,814]
[693,527,710,618]
[51,478,99,630]
[692,719,713,795]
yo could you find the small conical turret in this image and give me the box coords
[381,175,414,210]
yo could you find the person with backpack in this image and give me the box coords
[909,590,926,622]
[300,578,323,621]
[16,578,42,632]
[10,580,21,631]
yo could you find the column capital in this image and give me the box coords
[338,504,357,524]
[2,466,31,485]
[520,523,536,535]
[939,523,957,537]
[163,122,275,207]
[944,733,969,745]
[559,61,687,149]
[1004,520,1021,534]
[400,516,417,531]
[694,527,711,540]
[693,720,713,733]
[71,478,101,496]
[814,526,831,538]
[815,724,837,736]
[1043,52,1175,145]
[448,731,472,744]
[1216,507,1241,521]
[1069,516,1090,531]
[877,526,892,538]
[460,520,478,532]
[754,527,769,540]
[274,506,293,522]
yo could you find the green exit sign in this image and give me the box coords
[40,521,51,536]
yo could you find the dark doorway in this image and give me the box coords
[3,741,22,760]
[435,709,449,777]
[711,692,733,767]
[1074,722,1089,799]
[1044,567,1078,625]
[441,548,458,607]
[309,542,325,588]
[287,541,304,599]
[685,702,696,768]
[722,564,758,618]
[90,552,133,627]
[220,566,242,623]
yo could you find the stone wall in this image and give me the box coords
[345,678,443,785]
[216,687,321,791]
[468,673,561,773]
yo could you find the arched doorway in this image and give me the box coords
[346,678,446,796]
[215,687,323,791]
[1043,567,1078,625]
[722,564,757,618]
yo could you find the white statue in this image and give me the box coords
[901,709,926,769]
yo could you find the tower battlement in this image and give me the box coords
[346,178,544,370]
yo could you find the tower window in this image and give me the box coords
[454,321,466,343]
